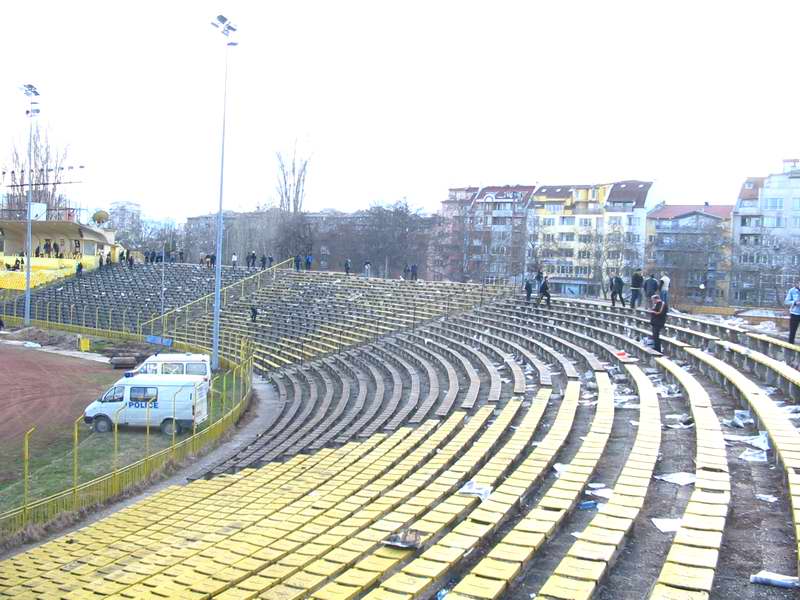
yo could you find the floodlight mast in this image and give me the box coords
[22,84,40,326]
[210,16,237,371]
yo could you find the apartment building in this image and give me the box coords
[529,181,652,296]
[430,181,653,293]
[730,159,800,305]
[429,185,536,282]
[645,203,733,305]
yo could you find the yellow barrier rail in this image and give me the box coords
[0,317,254,542]
[139,257,294,335]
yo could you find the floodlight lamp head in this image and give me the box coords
[22,84,39,97]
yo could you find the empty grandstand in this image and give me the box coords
[0,265,798,599]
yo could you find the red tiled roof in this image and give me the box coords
[647,204,733,220]
[738,177,764,201]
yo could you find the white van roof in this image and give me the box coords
[115,373,207,387]
[143,353,210,363]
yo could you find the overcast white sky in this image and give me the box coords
[1,1,798,222]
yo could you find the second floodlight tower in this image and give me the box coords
[210,14,238,371]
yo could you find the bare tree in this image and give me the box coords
[2,125,72,220]
[275,147,312,258]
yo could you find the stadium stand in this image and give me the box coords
[0,263,256,332]
[2,267,800,599]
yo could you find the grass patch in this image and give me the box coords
[0,367,246,514]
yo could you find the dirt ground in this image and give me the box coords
[0,344,118,485]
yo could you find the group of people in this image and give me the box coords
[609,269,670,352]
[294,254,313,271]
[523,271,551,308]
[609,270,670,309]
[403,264,419,281]
[523,269,669,352]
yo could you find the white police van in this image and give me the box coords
[134,353,211,383]
[84,374,209,435]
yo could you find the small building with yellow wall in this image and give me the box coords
[0,220,119,290]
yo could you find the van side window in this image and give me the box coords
[163,363,184,375]
[130,387,158,402]
[140,363,158,375]
[102,386,125,402]
[186,363,207,376]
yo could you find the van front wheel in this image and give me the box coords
[160,419,181,436]
[93,416,112,433]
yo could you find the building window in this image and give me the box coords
[559,232,575,242]
[543,234,555,243]
[627,216,640,227]
[763,197,783,210]
[578,234,592,244]
[793,217,800,229]
[577,250,591,260]
[560,216,575,226]
[579,218,592,228]
[740,216,761,227]
[545,204,563,214]
[793,198,800,211]
[608,216,622,226]
[763,216,783,228]
[542,217,556,227]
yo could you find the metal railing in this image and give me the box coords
[0,315,254,542]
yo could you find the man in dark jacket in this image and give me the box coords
[260,254,267,269]
[630,269,644,309]
[250,305,258,323]
[643,274,659,306]
[535,275,551,308]
[294,254,302,271]
[649,294,668,352]
[610,273,625,307]
[524,278,534,303]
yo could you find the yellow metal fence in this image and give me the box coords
[0,318,254,542]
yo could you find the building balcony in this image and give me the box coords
[571,205,604,215]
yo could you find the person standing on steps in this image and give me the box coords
[268,255,274,268]
[364,261,371,278]
[294,254,301,271]
[643,273,658,307]
[250,305,258,323]
[260,254,267,269]
[630,269,643,309]
[659,272,671,303]
[610,272,625,307]
[524,277,534,303]
[536,275,551,308]
[785,280,800,345]
[231,252,238,269]
[305,254,313,271]
[344,258,352,275]
[648,294,668,353]
[411,263,418,281]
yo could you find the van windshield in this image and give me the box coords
[186,363,207,376]
[102,386,125,402]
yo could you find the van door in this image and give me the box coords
[128,386,159,426]
[100,385,126,425]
